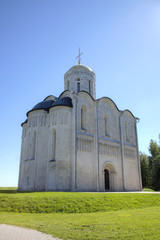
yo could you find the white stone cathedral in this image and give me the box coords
[18,63,142,192]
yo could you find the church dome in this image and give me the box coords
[32,100,54,110]
[27,99,54,116]
[27,97,73,116]
[64,64,94,75]
[51,97,73,108]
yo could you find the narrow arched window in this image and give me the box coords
[26,131,30,160]
[89,80,91,94]
[29,130,36,160]
[81,106,86,130]
[32,131,36,159]
[105,114,109,136]
[125,121,129,141]
[67,80,69,90]
[77,78,80,92]
[51,129,56,160]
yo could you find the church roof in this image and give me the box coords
[26,97,73,117]
[50,96,73,108]
[64,64,95,77]
[32,100,54,111]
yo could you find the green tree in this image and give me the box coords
[152,154,160,190]
[140,152,150,187]
[149,140,160,190]
[148,140,160,167]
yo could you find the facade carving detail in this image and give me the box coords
[99,143,120,158]
[124,148,136,160]
[77,138,92,152]
[51,112,68,126]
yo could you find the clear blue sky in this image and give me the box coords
[0,0,160,187]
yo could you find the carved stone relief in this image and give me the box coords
[22,126,27,138]
[28,119,31,128]
[77,138,92,152]
[99,143,120,158]
[39,115,46,127]
[124,148,136,160]
[52,113,57,125]
[32,117,37,127]
[51,112,68,126]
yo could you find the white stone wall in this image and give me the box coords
[120,111,141,190]
[18,110,49,191]
[97,98,120,141]
[46,106,73,191]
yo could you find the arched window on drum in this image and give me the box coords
[125,121,129,142]
[81,106,86,130]
[105,114,110,136]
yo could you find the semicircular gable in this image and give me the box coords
[77,91,95,103]
[43,95,57,101]
[123,109,137,119]
[59,90,74,99]
[97,97,119,112]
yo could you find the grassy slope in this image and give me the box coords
[0,192,160,213]
[0,190,160,239]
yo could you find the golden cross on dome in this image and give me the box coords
[76,48,83,64]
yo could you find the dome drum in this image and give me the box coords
[64,65,96,99]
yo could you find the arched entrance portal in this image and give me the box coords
[103,162,116,191]
[104,169,109,190]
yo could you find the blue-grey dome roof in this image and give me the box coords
[32,100,54,111]
[27,99,54,116]
[27,97,73,116]
[51,97,73,108]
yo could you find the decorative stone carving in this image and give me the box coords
[124,148,136,160]
[99,143,120,158]
[32,117,37,127]
[28,119,31,128]
[42,115,46,126]
[22,126,27,138]
[51,112,68,126]
[77,138,92,152]
[52,113,57,125]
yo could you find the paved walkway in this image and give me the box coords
[0,224,61,240]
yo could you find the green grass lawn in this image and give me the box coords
[0,207,160,240]
[0,189,160,239]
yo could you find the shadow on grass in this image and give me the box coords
[0,187,19,194]
[0,190,18,194]
[0,190,38,194]
[143,188,160,192]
